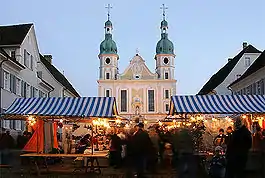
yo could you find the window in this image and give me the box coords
[11,50,16,59]
[165,72,169,79]
[106,89,110,97]
[165,104,169,112]
[26,84,30,97]
[245,57,251,67]
[257,81,261,94]
[148,90,155,112]
[121,90,127,112]
[3,120,10,129]
[243,88,246,94]
[30,55,34,69]
[165,89,169,99]
[24,49,30,68]
[253,83,257,94]
[21,81,27,97]
[30,86,34,97]
[15,120,22,130]
[260,79,264,94]
[16,78,21,96]
[249,85,253,94]
[3,71,10,90]
[106,73,110,79]
[9,74,16,94]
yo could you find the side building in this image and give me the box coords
[0,23,79,136]
[229,50,265,95]
[198,43,261,95]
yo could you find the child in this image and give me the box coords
[209,146,226,178]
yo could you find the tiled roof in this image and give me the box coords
[229,50,265,87]
[198,45,261,95]
[0,48,25,69]
[39,54,80,97]
[0,23,32,46]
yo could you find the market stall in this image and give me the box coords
[167,95,265,173]
[1,96,119,175]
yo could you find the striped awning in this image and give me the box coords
[169,95,265,115]
[4,97,118,118]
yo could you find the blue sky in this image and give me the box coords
[1,0,264,96]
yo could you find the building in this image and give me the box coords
[0,23,79,135]
[97,14,176,123]
[198,43,262,95]
[229,50,265,95]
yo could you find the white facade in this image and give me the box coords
[98,54,177,123]
[215,52,261,94]
[230,67,265,95]
[0,24,79,135]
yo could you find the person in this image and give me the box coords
[176,128,196,178]
[108,133,122,168]
[132,123,152,177]
[225,117,252,178]
[0,130,15,164]
[209,146,226,178]
[213,129,226,147]
[225,127,233,146]
[17,131,29,149]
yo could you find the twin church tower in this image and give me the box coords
[97,4,177,123]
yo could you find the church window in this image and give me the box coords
[107,28,110,32]
[165,104,169,112]
[165,72,169,79]
[121,90,127,112]
[165,90,169,99]
[148,90,155,112]
[105,89,110,97]
[163,57,169,64]
[106,73,110,79]
[105,58,111,64]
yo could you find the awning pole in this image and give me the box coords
[91,117,94,155]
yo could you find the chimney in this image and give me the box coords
[44,55,52,64]
[243,42,248,49]
[228,58,233,62]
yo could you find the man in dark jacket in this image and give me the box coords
[225,117,252,178]
[132,123,152,177]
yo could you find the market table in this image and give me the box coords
[20,151,108,176]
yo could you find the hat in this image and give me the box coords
[215,146,223,152]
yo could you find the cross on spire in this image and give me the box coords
[105,4,112,20]
[136,48,139,55]
[160,4,168,20]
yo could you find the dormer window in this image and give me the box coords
[245,57,251,67]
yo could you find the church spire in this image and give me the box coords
[160,4,168,34]
[99,4,118,55]
[155,4,174,55]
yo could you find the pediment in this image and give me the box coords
[119,55,156,80]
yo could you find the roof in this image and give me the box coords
[0,48,25,69]
[229,50,265,87]
[39,54,80,97]
[198,45,261,95]
[0,23,32,46]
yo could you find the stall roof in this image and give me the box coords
[3,97,118,118]
[169,95,265,115]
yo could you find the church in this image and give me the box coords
[97,6,177,124]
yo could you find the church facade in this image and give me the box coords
[97,13,176,123]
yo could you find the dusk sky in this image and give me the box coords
[1,0,264,96]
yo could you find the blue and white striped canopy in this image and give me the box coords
[169,95,265,115]
[4,97,118,118]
